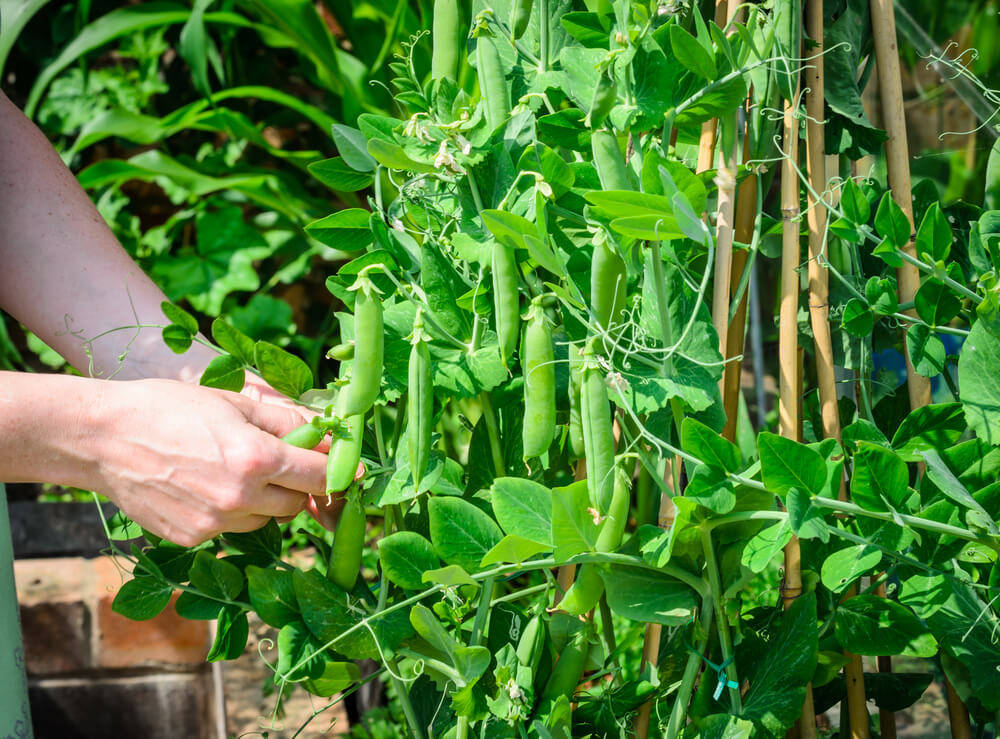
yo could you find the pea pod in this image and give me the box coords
[492,241,520,366]
[281,421,324,450]
[476,34,509,132]
[339,277,384,418]
[522,299,555,460]
[327,395,364,495]
[585,69,617,130]
[591,128,630,191]
[515,610,547,668]
[567,344,585,460]
[408,312,434,490]
[558,465,630,615]
[580,341,615,513]
[536,622,592,714]
[509,0,532,39]
[590,239,626,330]
[328,485,365,591]
[431,0,462,81]
[326,342,354,361]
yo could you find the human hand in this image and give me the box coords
[85,378,331,546]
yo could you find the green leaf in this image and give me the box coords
[162,324,193,354]
[211,318,255,365]
[681,417,740,472]
[480,535,551,566]
[428,497,503,573]
[305,209,375,251]
[246,566,299,628]
[491,477,553,546]
[254,341,313,399]
[294,569,393,660]
[308,157,374,192]
[600,566,698,625]
[740,592,818,734]
[914,279,962,326]
[161,301,199,334]
[421,565,478,588]
[669,24,716,80]
[112,576,173,621]
[757,432,827,498]
[378,532,441,590]
[905,324,946,378]
[175,590,224,620]
[891,403,965,460]
[834,594,938,658]
[919,447,997,533]
[331,124,376,172]
[959,319,1000,445]
[550,479,600,562]
[820,544,881,593]
[275,620,325,680]
[224,519,281,560]
[189,550,244,601]
[741,521,792,573]
[305,661,362,697]
[206,605,249,662]
[850,442,909,512]
[199,354,246,392]
[915,203,952,261]
[865,276,898,315]
[786,488,830,542]
[367,138,435,173]
[874,193,910,248]
[841,298,874,337]
[840,179,870,223]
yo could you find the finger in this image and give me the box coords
[220,513,273,534]
[245,484,311,518]
[267,442,328,495]
[306,494,344,531]
[227,391,309,438]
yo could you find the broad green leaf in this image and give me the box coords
[481,535,551,566]
[600,566,698,625]
[421,565,478,588]
[874,192,910,248]
[915,203,952,261]
[305,209,374,251]
[276,620,325,681]
[669,24,716,80]
[491,477,554,546]
[786,488,830,542]
[206,605,249,662]
[850,442,909,512]
[304,661,362,697]
[308,157,374,192]
[224,519,281,560]
[741,521,792,573]
[175,590,224,620]
[757,432,827,498]
[700,715,754,739]
[905,324,946,378]
[820,544,881,593]
[609,214,685,241]
[959,319,1000,444]
[378,532,441,590]
[914,279,961,327]
[865,276,898,315]
[162,324,193,354]
[246,566,299,628]
[331,124,376,172]
[919,447,997,533]
[684,465,736,514]
[841,298,874,337]
[211,318,255,365]
[585,190,675,219]
[199,354,246,392]
[840,179,870,223]
[189,550,244,601]
[551,480,600,562]
[112,576,173,621]
[891,403,965,460]
[681,417,740,472]
[428,497,503,573]
[834,594,938,658]
[367,138,435,173]
[161,302,199,334]
[254,341,313,399]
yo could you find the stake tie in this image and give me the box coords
[683,626,740,701]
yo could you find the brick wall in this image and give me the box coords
[15,555,221,739]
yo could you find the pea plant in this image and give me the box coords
[106,0,1000,736]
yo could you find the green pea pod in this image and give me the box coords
[585,69,617,130]
[476,34,510,132]
[536,623,591,714]
[492,241,520,367]
[326,342,355,361]
[327,398,364,495]
[328,486,366,591]
[431,0,462,81]
[580,342,615,513]
[339,278,384,418]
[522,300,555,460]
[591,128,631,191]
[510,0,532,39]
[281,421,324,450]
[515,611,547,668]
[567,344,585,459]
[590,239,626,330]
[408,313,433,490]
[559,466,630,615]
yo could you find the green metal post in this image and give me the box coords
[0,486,33,737]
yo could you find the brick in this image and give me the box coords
[93,555,211,669]
[15,558,92,675]
[29,672,218,739]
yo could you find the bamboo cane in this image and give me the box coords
[780,83,818,738]
[803,0,869,734]
[869,3,973,735]
[722,132,757,442]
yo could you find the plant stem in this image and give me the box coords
[664,590,715,739]
[479,391,506,476]
[700,527,741,711]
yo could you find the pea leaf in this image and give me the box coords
[211,318,255,365]
[820,544,881,593]
[891,402,965,460]
[914,279,961,327]
[331,124,376,172]
[905,324,946,378]
[254,341,313,399]
[757,432,827,498]
[915,203,952,261]
[305,209,375,251]
[199,354,246,392]
[428,497,503,573]
[112,576,173,621]
[206,605,249,662]
[874,193,910,248]
[669,24,716,80]
[308,157,374,192]
[600,566,698,625]
[850,442,909,512]
[161,301,199,334]
[189,550,244,601]
[246,566,300,628]
[480,535,551,566]
[959,320,1000,445]
[741,521,792,573]
[681,417,741,471]
[491,477,553,546]
[834,594,938,658]
[162,324,193,353]
[551,479,600,562]
[378,532,441,590]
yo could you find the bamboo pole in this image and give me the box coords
[869,2,970,735]
[804,0,869,735]
[780,77,818,739]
